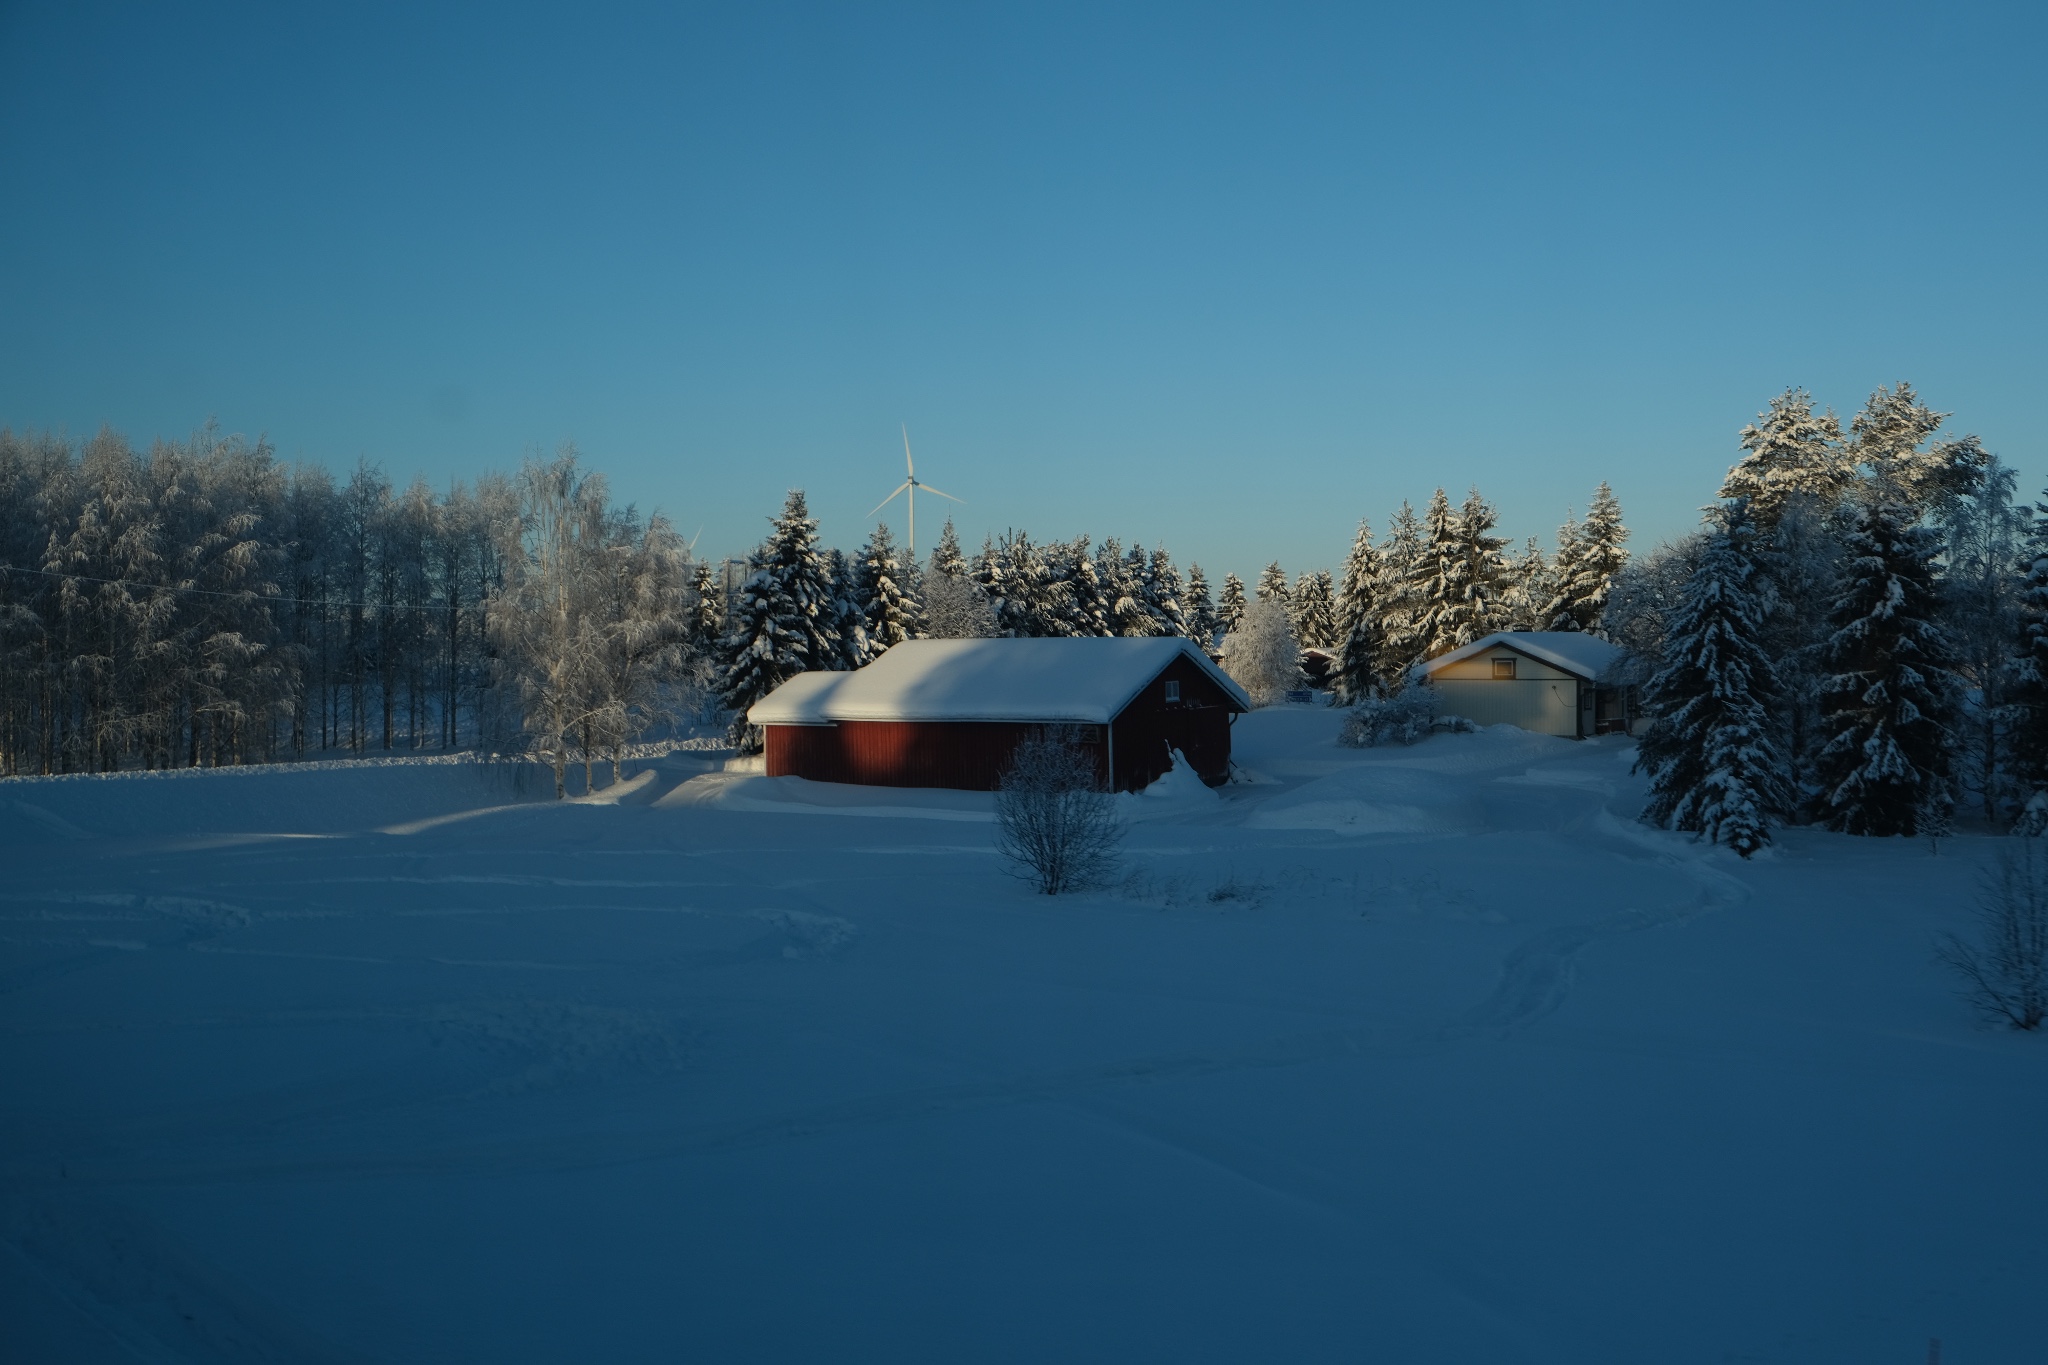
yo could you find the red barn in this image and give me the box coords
[747,637,1252,792]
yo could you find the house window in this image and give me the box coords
[1163,680,1181,702]
[1492,657,1516,679]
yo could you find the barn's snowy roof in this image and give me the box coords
[748,637,1252,726]
[1418,631,1624,682]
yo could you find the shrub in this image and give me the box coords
[1338,687,1477,748]
[995,728,1124,895]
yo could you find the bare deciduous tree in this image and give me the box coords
[1937,839,2048,1030]
[1221,597,1302,707]
[994,728,1123,895]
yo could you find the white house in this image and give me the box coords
[1416,631,1638,739]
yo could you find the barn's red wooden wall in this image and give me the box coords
[1108,653,1235,792]
[766,720,1108,790]
[763,652,1240,793]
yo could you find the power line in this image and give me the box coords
[0,563,458,615]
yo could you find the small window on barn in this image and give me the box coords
[1492,657,1516,679]
[1164,680,1181,702]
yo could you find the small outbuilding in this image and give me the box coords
[1416,631,1639,739]
[747,637,1253,792]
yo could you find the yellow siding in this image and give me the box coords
[1431,677,1581,737]
[1430,647,1577,682]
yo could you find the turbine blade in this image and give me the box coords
[867,483,910,518]
[917,482,965,504]
[902,424,914,478]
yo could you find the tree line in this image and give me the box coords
[0,419,1632,777]
[16,382,2032,834]
[710,482,1629,736]
[0,426,711,794]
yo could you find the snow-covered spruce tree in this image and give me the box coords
[1121,543,1162,636]
[854,521,922,657]
[825,547,869,667]
[1409,488,1462,658]
[1847,382,1989,522]
[1720,388,1852,528]
[689,560,725,648]
[977,531,1040,637]
[1293,570,1337,651]
[717,489,842,751]
[1634,501,1792,857]
[929,518,968,581]
[1255,561,1291,606]
[1217,573,1247,636]
[1601,534,1709,672]
[1185,564,1217,647]
[972,535,1012,634]
[1376,501,1426,686]
[1415,487,1510,655]
[1542,511,1582,631]
[1504,536,1548,632]
[1332,519,1386,704]
[1047,536,1100,636]
[1098,538,1152,636]
[1147,547,1192,639]
[1810,491,1961,836]
[1222,597,1302,707]
[1545,483,1628,635]
[2009,492,2048,830]
[922,521,996,639]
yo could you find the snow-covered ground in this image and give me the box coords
[1,712,2039,1363]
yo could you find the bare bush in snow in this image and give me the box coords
[1338,687,1476,748]
[1937,838,2048,1030]
[995,728,1122,895]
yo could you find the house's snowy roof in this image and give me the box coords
[1418,631,1624,682]
[748,637,1253,726]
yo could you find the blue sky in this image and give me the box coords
[1,1,2042,583]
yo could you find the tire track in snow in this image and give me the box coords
[1451,808,1752,1035]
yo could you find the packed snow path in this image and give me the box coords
[0,713,2039,1363]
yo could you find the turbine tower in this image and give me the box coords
[867,425,962,560]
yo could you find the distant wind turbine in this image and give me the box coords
[867,425,962,560]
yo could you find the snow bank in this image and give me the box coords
[1119,748,1220,822]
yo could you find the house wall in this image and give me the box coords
[1429,647,1578,682]
[764,720,1105,790]
[1427,646,1586,738]
[1107,654,1237,791]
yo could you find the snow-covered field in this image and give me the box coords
[1,712,2040,1363]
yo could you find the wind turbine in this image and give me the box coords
[867,425,962,560]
